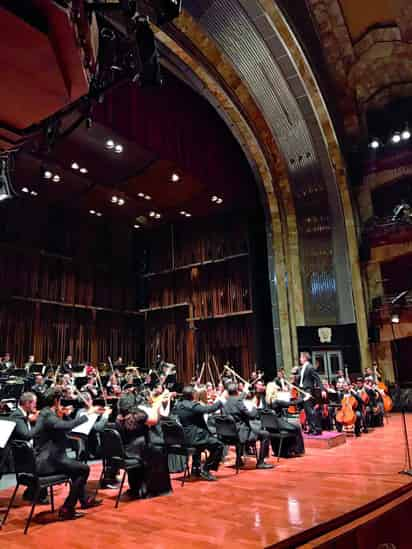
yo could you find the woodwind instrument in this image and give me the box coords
[283,379,312,400]
[223,364,248,385]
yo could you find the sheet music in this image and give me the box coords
[0,419,16,449]
[277,391,291,403]
[71,414,98,436]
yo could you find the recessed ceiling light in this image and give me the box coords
[185,213,191,217]
[52,174,61,183]
[216,198,223,204]
[391,132,401,144]
[117,198,125,206]
[144,194,151,200]
[96,212,102,217]
[402,129,411,141]
[133,224,140,229]
[80,167,88,174]
[211,195,218,202]
[71,162,79,170]
[21,187,29,193]
[44,170,53,180]
[106,139,115,150]
[138,192,145,198]
[171,173,180,182]
[114,144,123,154]
[111,196,118,203]
[180,211,186,215]
[89,209,96,215]
[30,191,38,196]
[155,213,161,219]
[369,139,380,149]
[149,211,156,218]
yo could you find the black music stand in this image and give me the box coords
[391,289,412,476]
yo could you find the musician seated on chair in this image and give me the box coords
[8,392,48,504]
[335,382,363,437]
[223,383,273,470]
[75,392,110,460]
[36,388,102,520]
[115,393,171,499]
[174,385,224,481]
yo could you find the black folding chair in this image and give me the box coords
[214,415,252,473]
[99,428,142,508]
[160,419,196,487]
[260,410,296,462]
[1,441,70,534]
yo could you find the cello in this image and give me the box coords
[335,393,357,427]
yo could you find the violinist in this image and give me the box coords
[36,388,102,520]
[335,382,363,436]
[75,392,111,460]
[275,368,289,391]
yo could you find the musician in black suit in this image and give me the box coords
[9,392,48,503]
[223,383,273,469]
[174,385,224,481]
[298,352,323,435]
[36,388,102,520]
[61,355,73,375]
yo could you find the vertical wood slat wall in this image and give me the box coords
[138,213,256,382]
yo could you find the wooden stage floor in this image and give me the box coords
[1,414,412,548]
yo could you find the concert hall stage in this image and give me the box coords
[1,414,412,548]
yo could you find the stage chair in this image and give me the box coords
[214,415,253,473]
[1,441,70,534]
[99,428,142,508]
[260,410,296,462]
[160,419,196,487]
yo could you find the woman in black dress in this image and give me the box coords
[116,394,172,499]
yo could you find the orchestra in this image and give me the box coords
[0,350,393,524]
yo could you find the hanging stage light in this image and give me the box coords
[0,155,16,202]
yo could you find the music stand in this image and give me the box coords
[391,289,412,476]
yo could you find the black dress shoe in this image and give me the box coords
[200,470,217,481]
[256,462,274,469]
[80,497,103,509]
[58,507,85,521]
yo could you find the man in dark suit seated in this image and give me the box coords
[9,392,48,503]
[298,352,324,435]
[36,388,102,520]
[174,385,224,481]
[223,383,273,469]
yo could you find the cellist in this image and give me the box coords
[335,381,363,436]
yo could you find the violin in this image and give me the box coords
[336,394,357,426]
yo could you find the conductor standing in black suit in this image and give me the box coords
[298,352,323,435]
[174,386,224,481]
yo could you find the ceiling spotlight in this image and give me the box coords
[216,198,223,204]
[44,170,53,179]
[111,196,118,203]
[391,132,401,144]
[133,224,140,229]
[402,128,411,141]
[30,190,38,196]
[89,209,96,215]
[117,198,125,206]
[185,213,191,217]
[171,173,180,182]
[52,174,61,183]
[149,211,156,217]
[144,194,151,200]
[211,195,218,202]
[96,212,102,217]
[106,139,115,150]
[71,162,79,170]
[391,313,400,324]
[80,167,88,174]
[21,187,29,193]
[180,211,186,215]
[114,144,123,154]
[138,192,145,198]
[369,139,380,149]
[155,213,161,219]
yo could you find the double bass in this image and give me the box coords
[336,393,357,426]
